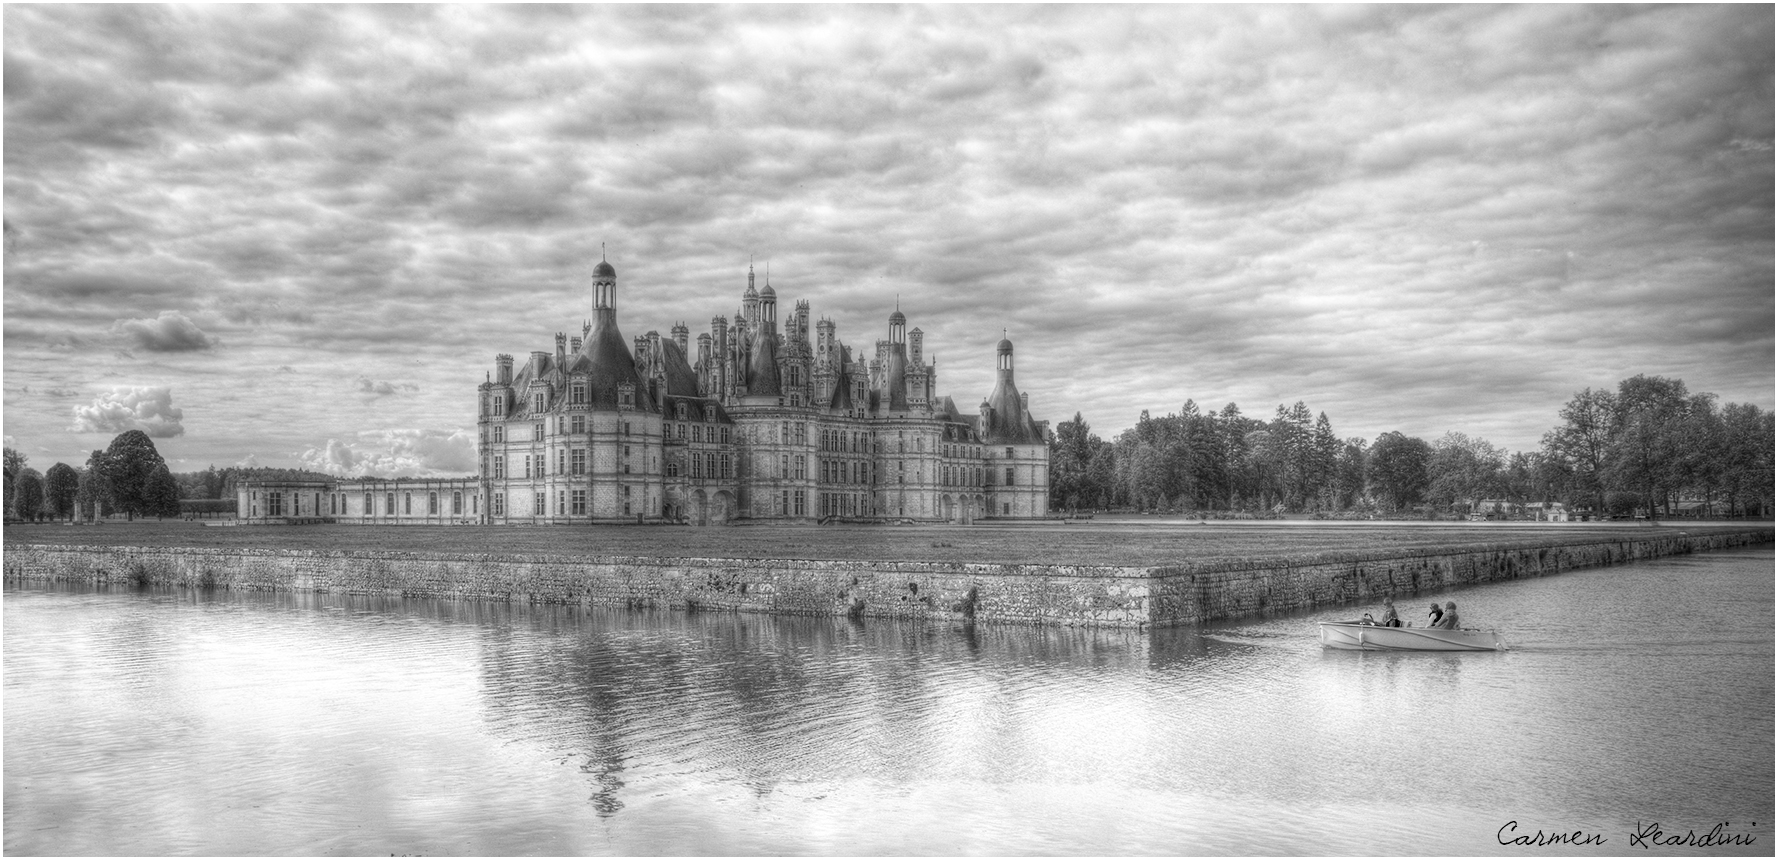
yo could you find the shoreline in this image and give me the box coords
[6,525,1770,627]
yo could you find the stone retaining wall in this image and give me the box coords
[5,528,1769,628]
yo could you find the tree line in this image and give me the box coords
[2,430,338,523]
[1048,374,1774,519]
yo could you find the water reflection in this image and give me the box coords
[5,549,1773,855]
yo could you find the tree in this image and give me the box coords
[1604,374,1690,521]
[1720,402,1775,517]
[93,431,169,521]
[1427,432,1504,514]
[13,468,44,523]
[1542,387,1614,515]
[3,446,25,520]
[143,464,182,519]
[75,458,107,522]
[1367,432,1432,512]
[43,463,80,522]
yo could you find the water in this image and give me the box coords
[6,547,1772,855]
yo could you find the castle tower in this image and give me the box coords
[672,322,689,354]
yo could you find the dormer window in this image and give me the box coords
[533,392,546,413]
[676,402,688,421]
[571,382,587,405]
[618,384,635,409]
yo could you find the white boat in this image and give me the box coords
[1318,620,1507,652]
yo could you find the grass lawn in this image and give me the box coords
[5,518,1766,570]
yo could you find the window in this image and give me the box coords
[721,427,729,444]
[571,449,586,475]
[533,493,546,515]
[1006,447,1015,459]
[571,382,586,405]
[363,493,372,516]
[494,455,505,479]
[535,422,545,440]
[619,384,635,408]
[404,493,412,515]
[668,461,680,478]
[1004,502,1011,515]
[330,494,337,515]
[622,484,632,515]
[558,491,565,515]
[571,414,585,434]
[780,422,788,443]
[720,453,729,478]
[677,402,688,420]
[534,393,546,413]
[623,421,631,436]
[780,454,789,478]
[452,492,463,515]
[428,492,438,515]
[781,490,789,515]
[386,493,395,515]
[493,494,505,516]
[796,455,806,480]
[794,489,806,516]
[572,489,586,515]
[493,425,504,442]
[267,492,283,517]
[557,449,565,474]
[524,455,532,479]
[1005,467,1014,486]
[693,425,703,443]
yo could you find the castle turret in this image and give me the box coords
[885,308,908,413]
[672,322,689,354]
[981,335,1039,443]
[495,353,514,386]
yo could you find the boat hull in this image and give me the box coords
[1318,621,1506,652]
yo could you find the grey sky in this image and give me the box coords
[5,4,1772,475]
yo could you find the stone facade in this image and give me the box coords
[9,529,1767,628]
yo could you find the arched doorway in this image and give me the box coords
[710,490,735,525]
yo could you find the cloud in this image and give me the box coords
[68,385,186,438]
[110,310,219,351]
[295,428,477,477]
[353,376,418,399]
[237,453,259,468]
[2,5,1769,469]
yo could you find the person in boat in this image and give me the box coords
[1426,602,1444,626]
[1378,597,1401,627]
[1433,601,1460,629]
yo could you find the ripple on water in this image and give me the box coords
[5,548,1774,855]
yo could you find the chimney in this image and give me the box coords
[570,336,582,352]
[1020,392,1029,413]
[495,354,514,386]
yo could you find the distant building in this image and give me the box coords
[240,256,1049,525]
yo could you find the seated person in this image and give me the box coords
[1434,601,1460,629]
[1426,602,1444,626]
[1378,597,1400,627]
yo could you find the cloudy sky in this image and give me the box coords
[5,4,1772,477]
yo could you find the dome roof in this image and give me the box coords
[889,309,907,324]
[593,260,616,279]
[760,284,776,300]
[997,337,1013,352]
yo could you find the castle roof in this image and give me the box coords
[982,377,1041,444]
[564,311,656,412]
[747,330,781,397]
[656,336,702,398]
